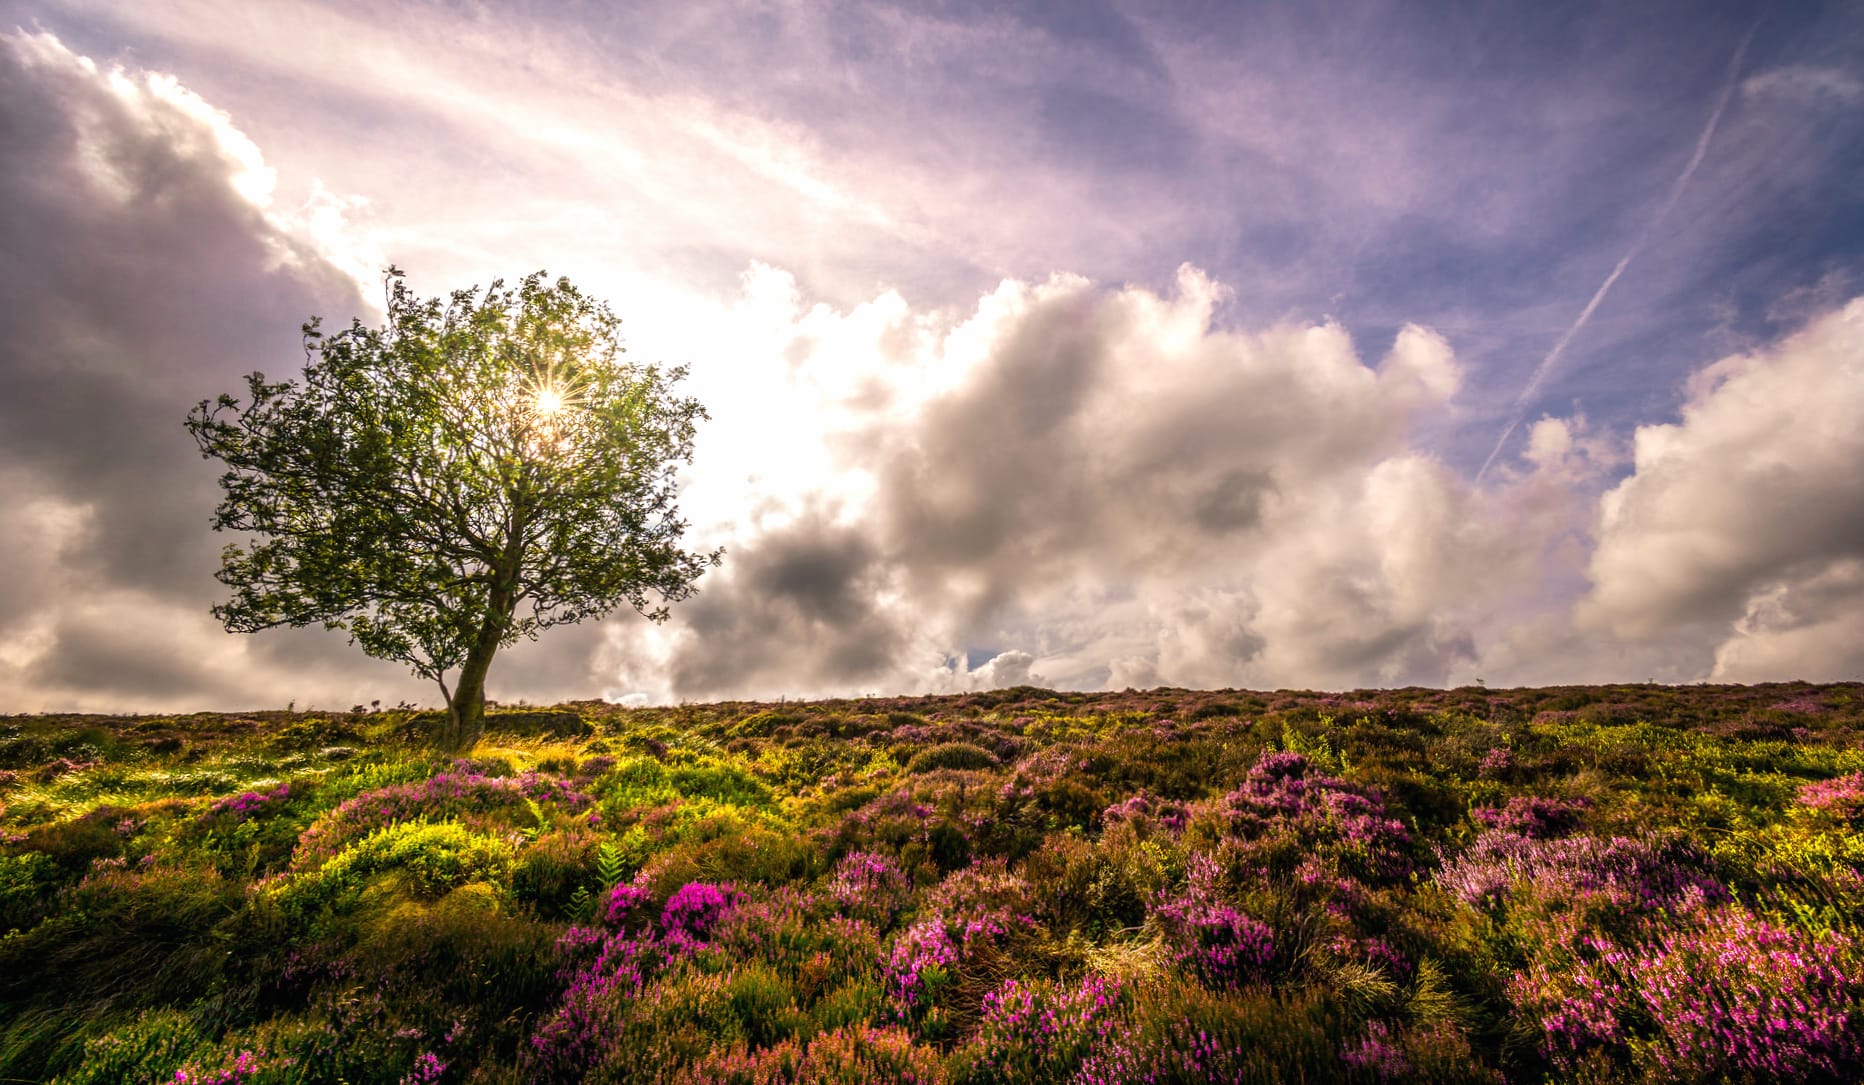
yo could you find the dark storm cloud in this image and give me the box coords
[27,606,236,701]
[0,34,382,704]
[666,511,904,698]
[0,35,359,595]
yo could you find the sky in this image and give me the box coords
[1,0,1862,712]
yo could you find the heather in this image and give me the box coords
[0,683,1861,1083]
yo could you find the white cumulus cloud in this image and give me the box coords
[1580,298,1864,678]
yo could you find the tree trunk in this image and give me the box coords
[439,588,516,751]
[442,640,497,752]
[439,508,527,752]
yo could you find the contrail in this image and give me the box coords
[1476,24,1758,484]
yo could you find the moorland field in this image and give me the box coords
[2,682,1861,1083]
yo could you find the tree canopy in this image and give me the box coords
[187,268,718,748]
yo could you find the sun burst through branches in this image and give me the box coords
[516,361,589,459]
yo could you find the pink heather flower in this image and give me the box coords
[1510,905,1864,1078]
[828,850,911,925]
[171,1050,259,1085]
[966,974,1122,1080]
[1341,1022,1410,1080]
[1218,750,1413,883]
[661,881,738,941]
[208,783,290,823]
[1471,795,1588,838]
[399,1051,446,1085]
[1154,892,1275,988]
[1437,831,1726,913]
[884,918,961,1017]
[601,883,652,929]
[1799,772,1864,825]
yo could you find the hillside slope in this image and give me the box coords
[2,682,1861,1083]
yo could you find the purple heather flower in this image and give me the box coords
[661,881,738,941]
[399,1052,446,1085]
[1341,1022,1410,1080]
[1472,794,1588,838]
[1799,772,1864,826]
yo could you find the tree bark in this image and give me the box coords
[439,586,515,752]
[444,641,496,752]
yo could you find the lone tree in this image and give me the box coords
[188,269,719,750]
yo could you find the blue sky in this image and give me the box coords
[1,0,1861,708]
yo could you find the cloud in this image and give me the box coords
[660,509,908,698]
[612,264,1571,701]
[0,33,434,710]
[1580,298,1864,679]
[1743,65,1864,107]
[0,33,356,594]
[631,270,1864,702]
[1710,562,1864,683]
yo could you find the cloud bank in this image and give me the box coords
[610,262,1864,701]
[611,266,1572,701]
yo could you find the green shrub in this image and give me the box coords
[343,886,566,1068]
[729,711,799,739]
[22,812,125,873]
[0,864,240,1080]
[511,827,599,917]
[809,978,885,1032]
[1022,832,1159,938]
[672,762,775,808]
[277,822,513,917]
[907,743,998,774]
[724,962,806,1048]
[0,850,59,933]
[638,824,821,898]
[1079,979,1344,1082]
[48,1009,203,1085]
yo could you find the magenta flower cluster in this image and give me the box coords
[1100,792,1187,836]
[527,927,654,1076]
[883,918,961,1019]
[1075,1021,1242,1085]
[1470,794,1588,838]
[398,1051,447,1085]
[206,782,291,823]
[1799,771,1864,826]
[963,974,1122,1082]
[529,879,744,1075]
[1339,1021,1409,1081]
[662,881,740,953]
[1218,751,1413,883]
[828,850,911,927]
[170,1050,259,1085]
[1437,829,1727,913]
[1153,889,1274,989]
[601,881,653,928]
[1513,906,1864,1078]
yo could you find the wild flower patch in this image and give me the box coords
[3,682,1862,1082]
